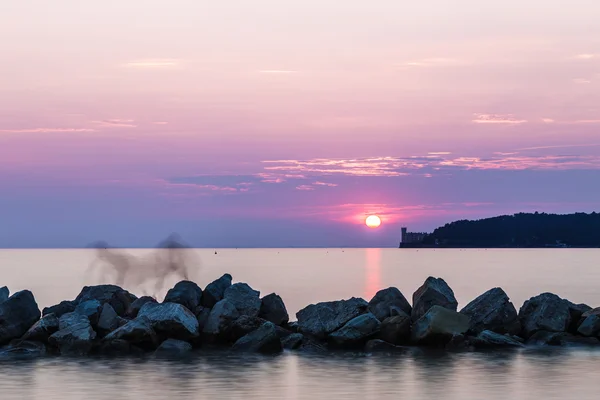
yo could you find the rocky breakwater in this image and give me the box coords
[1,276,600,359]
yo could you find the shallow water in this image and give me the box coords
[1,248,600,399]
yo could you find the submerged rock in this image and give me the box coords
[379,313,411,345]
[155,339,192,356]
[460,287,520,335]
[329,313,381,347]
[97,339,144,356]
[103,317,158,350]
[365,339,410,353]
[368,287,412,322]
[202,274,232,309]
[259,293,289,326]
[126,296,157,319]
[49,312,96,355]
[231,322,282,353]
[472,330,524,349]
[164,281,203,313]
[0,290,41,345]
[0,340,46,359]
[223,283,261,318]
[75,285,137,317]
[577,315,600,337]
[411,305,469,346]
[43,300,76,318]
[296,297,369,339]
[203,299,240,340]
[518,293,571,338]
[138,302,199,341]
[412,277,458,322]
[0,286,9,304]
[21,313,60,343]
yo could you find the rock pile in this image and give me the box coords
[1,274,599,358]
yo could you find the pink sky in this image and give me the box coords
[1,0,599,247]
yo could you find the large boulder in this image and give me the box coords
[49,312,96,355]
[566,302,592,333]
[202,274,232,308]
[282,333,304,350]
[259,293,289,326]
[231,322,282,353]
[223,283,261,318]
[203,299,240,340]
[296,297,369,339]
[155,339,192,356]
[126,296,157,319]
[75,285,137,317]
[577,315,600,337]
[102,317,158,350]
[0,340,46,359]
[329,313,381,347]
[0,290,41,345]
[460,288,520,335]
[518,293,571,338]
[229,315,267,342]
[472,330,524,349]
[97,303,125,336]
[368,287,412,322]
[530,331,600,347]
[75,299,103,327]
[138,302,199,341]
[412,277,458,321]
[379,312,411,345]
[164,281,203,313]
[21,313,60,343]
[43,300,76,318]
[411,305,470,346]
[0,286,8,303]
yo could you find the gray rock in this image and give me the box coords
[49,313,96,355]
[97,303,121,336]
[196,306,211,331]
[231,321,282,353]
[526,330,556,346]
[229,315,267,342]
[224,283,261,318]
[155,338,192,356]
[0,340,46,359]
[42,300,76,318]
[97,339,144,356]
[126,296,157,319]
[548,332,600,347]
[368,287,412,322]
[365,339,411,353]
[138,302,199,341]
[581,307,600,320]
[379,313,411,345]
[0,290,41,345]
[296,297,369,339]
[518,293,571,338]
[565,301,592,333]
[577,315,600,337]
[411,305,470,346]
[282,333,304,350]
[75,299,103,326]
[164,281,203,313]
[103,317,158,350]
[202,274,232,308]
[286,321,299,332]
[329,313,381,347]
[472,330,524,348]
[412,277,458,322]
[203,299,240,340]
[259,293,289,326]
[75,285,137,317]
[0,286,9,304]
[460,287,520,335]
[21,313,60,343]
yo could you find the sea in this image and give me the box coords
[1,248,600,400]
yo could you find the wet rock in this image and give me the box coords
[97,339,144,356]
[379,312,411,345]
[286,321,299,333]
[0,290,42,345]
[75,285,137,317]
[75,299,103,327]
[460,287,520,335]
[282,333,304,350]
[446,334,474,351]
[581,307,600,320]
[138,302,199,341]
[368,287,412,322]
[164,281,203,313]
[365,339,410,353]
[296,297,369,339]
[0,286,8,304]
[259,293,289,326]
[411,305,470,346]
[566,302,592,333]
[472,330,524,348]
[203,299,240,340]
[97,303,122,336]
[43,300,76,318]
[196,306,211,331]
[526,330,556,346]
[155,339,192,356]
[230,315,267,342]
[275,325,293,339]
[126,296,157,319]
[518,293,571,338]
[49,312,96,355]
[0,340,46,359]
[223,283,261,318]
[548,332,600,347]
[103,317,158,350]
[21,313,60,343]
[329,313,381,347]
[202,274,232,308]
[231,321,282,354]
[577,315,600,337]
[412,277,458,322]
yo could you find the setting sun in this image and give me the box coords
[365,215,382,228]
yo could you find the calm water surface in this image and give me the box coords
[1,248,599,399]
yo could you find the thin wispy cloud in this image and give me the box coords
[472,114,527,125]
[574,54,598,60]
[573,78,592,84]
[313,181,338,187]
[296,185,315,191]
[517,143,600,151]
[122,59,182,68]
[0,128,96,133]
[153,121,169,125]
[574,119,600,124]
[91,119,137,128]
[401,58,464,67]
[541,118,555,123]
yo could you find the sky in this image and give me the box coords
[1,0,599,247]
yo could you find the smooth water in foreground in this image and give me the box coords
[1,248,600,399]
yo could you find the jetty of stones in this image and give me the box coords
[1,275,600,358]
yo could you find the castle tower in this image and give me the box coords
[401,227,407,243]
